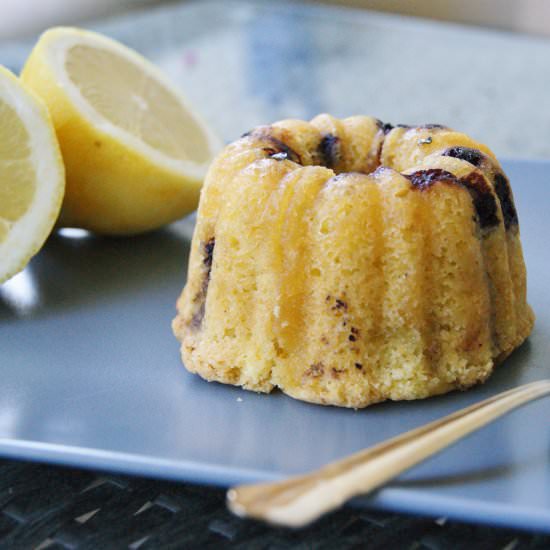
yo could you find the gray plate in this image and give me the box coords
[1,159,549,533]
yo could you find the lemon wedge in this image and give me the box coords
[22,27,221,235]
[0,66,64,284]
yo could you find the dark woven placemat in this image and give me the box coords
[0,459,548,549]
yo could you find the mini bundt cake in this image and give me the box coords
[172,115,534,408]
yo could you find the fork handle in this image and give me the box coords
[227,380,550,527]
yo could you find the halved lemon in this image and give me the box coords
[22,27,221,235]
[0,66,64,284]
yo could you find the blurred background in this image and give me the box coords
[1,0,550,157]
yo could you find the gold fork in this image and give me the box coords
[227,380,550,527]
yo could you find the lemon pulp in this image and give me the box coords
[0,101,36,242]
[0,65,64,284]
[65,44,210,164]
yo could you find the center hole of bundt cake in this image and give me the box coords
[273,132,352,173]
[256,129,354,173]
[258,123,457,176]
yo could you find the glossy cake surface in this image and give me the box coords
[173,115,534,408]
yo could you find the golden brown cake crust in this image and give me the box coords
[172,115,534,408]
